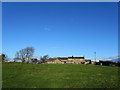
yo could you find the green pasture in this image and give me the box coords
[2,63,120,88]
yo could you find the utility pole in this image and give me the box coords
[83,55,85,60]
[94,52,96,62]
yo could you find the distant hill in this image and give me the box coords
[102,55,120,62]
[110,58,120,62]
[104,58,120,62]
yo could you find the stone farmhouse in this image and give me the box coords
[47,56,86,64]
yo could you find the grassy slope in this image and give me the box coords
[2,63,120,88]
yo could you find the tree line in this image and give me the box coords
[14,46,49,63]
[1,46,50,64]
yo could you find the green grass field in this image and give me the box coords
[2,63,120,88]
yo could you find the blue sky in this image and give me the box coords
[2,2,118,59]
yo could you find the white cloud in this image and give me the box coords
[100,55,119,61]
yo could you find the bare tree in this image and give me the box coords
[19,49,26,62]
[25,47,34,63]
[15,47,34,63]
[14,51,23,62]
[41,55,49,63]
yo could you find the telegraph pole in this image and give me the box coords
[94,52,96,62]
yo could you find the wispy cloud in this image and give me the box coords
[44,27,51,31]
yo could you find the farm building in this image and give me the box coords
[47,56,85,64]
[99,60,118,66]
[91,59,100,64]
[85,59,91,64]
